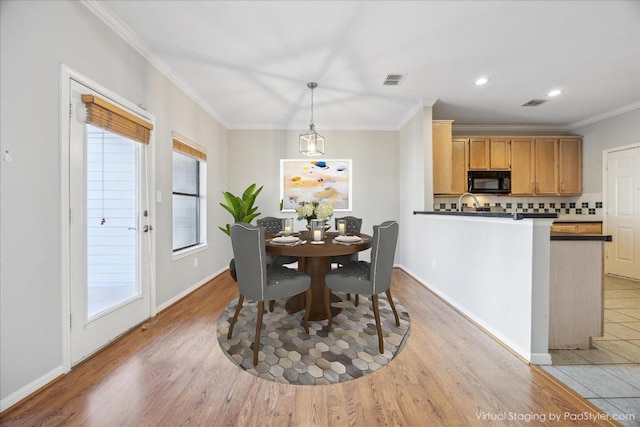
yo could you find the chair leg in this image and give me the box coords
[253,301,265,366]
[346,293,351,301]
[227,294,245,339]
[354,294,359,306]
[385,289,400,327]
[302,288,311,334]
[269,300,275,312]
[324,286,333,330]
[371,294,384,354]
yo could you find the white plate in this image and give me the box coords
[271,236,300,244]
[335,235,362,243]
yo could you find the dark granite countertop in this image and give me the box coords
[413,211,558,220]
[552,219,603,223]
[551,232,612,242]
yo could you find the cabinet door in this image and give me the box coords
[577,223,602,234]
[510,138,535,194]
[451,138,468,194]
[558,138,582,194]
[490,138,510,169]
[468,138,489,170]
[551,224,578,233]
[432,121,453,194]
[535,138,558,195]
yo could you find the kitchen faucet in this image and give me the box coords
[458,192,480,211]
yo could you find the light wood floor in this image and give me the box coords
[1,269,616,426]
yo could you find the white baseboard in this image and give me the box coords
[156,269,224,312]
[1,365,65,412]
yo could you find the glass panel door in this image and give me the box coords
[86,124,140,318]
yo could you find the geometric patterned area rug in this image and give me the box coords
[217,294,410,385]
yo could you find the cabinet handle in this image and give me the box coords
[561,182,565,191]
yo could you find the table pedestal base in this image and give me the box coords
[285,256,342,321]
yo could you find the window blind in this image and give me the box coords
[172,139,207,161]
[81,94,153,144]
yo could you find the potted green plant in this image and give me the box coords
[219,183,263,280]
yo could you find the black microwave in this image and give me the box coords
[468,171,511,194]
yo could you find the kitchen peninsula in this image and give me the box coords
[409,210,610,364]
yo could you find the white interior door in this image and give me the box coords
[69,79,153,365]
[605,145,640,280]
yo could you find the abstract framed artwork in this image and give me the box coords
[280,159,352,212]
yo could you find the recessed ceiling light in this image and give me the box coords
[475,77,490,86]
[548,89,563,97]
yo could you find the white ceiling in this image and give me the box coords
[89,0,640,131]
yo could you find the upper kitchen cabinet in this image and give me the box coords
[489,138,511,169]
[468,138,490,169]
[534,138,559,195]
[468,138,510,170]
[510,138,535,194]
[510,137,582,196]
[558,137,582,194]
[451,138,467,194]
[432,120,455,195]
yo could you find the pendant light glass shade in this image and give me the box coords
[300,82,324,156]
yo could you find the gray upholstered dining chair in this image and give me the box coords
[256,216,298,267]
[324,220,400,354]
[228,222,312,365]
[331,216,363,305]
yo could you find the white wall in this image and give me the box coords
[0,1,229,405]
[227,130,400,249]
[397,106,431,266]
[401,215,553,363]
[574,109,640,193]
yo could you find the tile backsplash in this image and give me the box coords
[434,193,604,220]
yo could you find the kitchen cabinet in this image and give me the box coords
[511,137,580,196]
[468,138,490,169]
[489,138,510,169]
[551,222,602,234]
[534,138,558,195]
[451,138,467,194]
[467,138,510,170]
[549,238,605,349]
[432,120,455,195]
[433,131,582,196]
[558,138,582,194]
[510,138,535,194]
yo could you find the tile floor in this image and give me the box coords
[544,275,640,426]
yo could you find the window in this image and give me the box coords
[172,137,207,252]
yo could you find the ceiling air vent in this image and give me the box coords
[521,99,548,107]
[383,74,407,86]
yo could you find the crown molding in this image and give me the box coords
[566,101,640,130]
[81,0,229,128]
[453,124,568,133]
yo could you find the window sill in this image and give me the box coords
[172,243,209,261]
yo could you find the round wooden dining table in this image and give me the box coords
[266,231,372,321]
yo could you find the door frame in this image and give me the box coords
[602,142,640,278]
[60,65,157,372]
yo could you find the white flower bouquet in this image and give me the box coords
[296,200,334,222]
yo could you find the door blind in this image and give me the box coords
[81,94,153,144]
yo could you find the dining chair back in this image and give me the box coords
[256,216,284,235]
[324,220,400,353]
[334,216,363,234]
[229,222,312,365]
[256,216,297,266]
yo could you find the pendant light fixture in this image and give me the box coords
[299,82,325,156]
